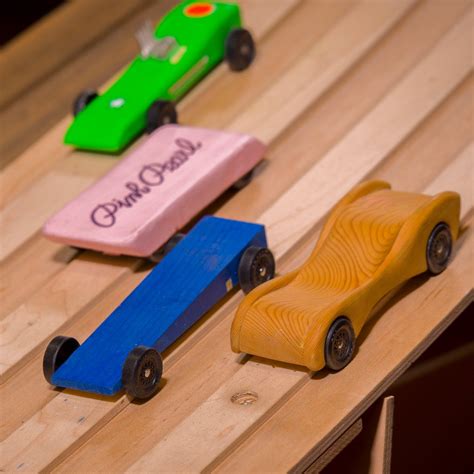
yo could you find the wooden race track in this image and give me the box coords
[0,1,472,472]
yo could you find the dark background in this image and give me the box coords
[1,0,64,46]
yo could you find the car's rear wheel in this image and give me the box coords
[73,89,98,116]
[324,317,355,371]
[225,28,256,71]
[146,100,178,134]
[43,336,80,383]
[426,222,452,275]
[238,246,275,294]
[122,346,163,399]
[232,170,254,191]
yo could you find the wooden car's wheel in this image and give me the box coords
[232,170,254,191]
[225,28,256,71]
[122,346,163,399]
[146,100,178,134]
[43,336,80,383]
[73,89,98,116]
[324,317,355,371]
[238,246,275,294]
[426,222,453,275]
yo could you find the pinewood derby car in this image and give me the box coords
[43,125,265,258]
[43,217,275,399]
[64,1,255,152]
[231,180,461,372]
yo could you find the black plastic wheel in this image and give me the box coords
[238,246,275,294]
[122,346,163,399]
[43,336,80,384]
[73,89,98,116]
[324,317,355,371]
[426,222,452,275]
[146,100,178,133]
[232,170,254,191]
[225,28,256,71]
[163,233,186,256]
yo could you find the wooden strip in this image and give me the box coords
[305,419,363,474]
[0,0,153,111]
[262,9,473,257]
[214,158,473,473]
[369,397,395,474]
[0,0,413,261]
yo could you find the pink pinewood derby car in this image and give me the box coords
[43,125,265,258]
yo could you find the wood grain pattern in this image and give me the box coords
[231,183,460,370]
[1,1,472,471]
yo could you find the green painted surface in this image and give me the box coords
[64,1,241,153]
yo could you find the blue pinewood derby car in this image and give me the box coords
[43,216,275,399]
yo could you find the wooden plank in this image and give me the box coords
[0,0,413,262]
[305,419,363,474]
[0,0,300,208]
[213,155,473,473]
[45,20,474,474]
[369,397,395,474]
[1,0,468,448]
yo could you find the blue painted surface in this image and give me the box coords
[52,216,267,395]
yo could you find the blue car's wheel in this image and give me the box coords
[122,346,163,399]
[238,246,275,294]
[43,335,80,384]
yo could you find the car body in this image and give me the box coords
[44,125,265,257]
[231,180,461,372]
[64,1,250,152]
[44,216,275,398]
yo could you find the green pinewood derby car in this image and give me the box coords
[64,1,255,153]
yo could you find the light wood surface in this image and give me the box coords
[0,1,472,472]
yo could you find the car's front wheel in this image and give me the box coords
[73,89,98,116]
[238,246,275,294]
[122,346,163,399]
[426,222,452,275]
[324,317,355,371]
[146,100,178,134]
[225,28,256,71]
[43,335,80,383]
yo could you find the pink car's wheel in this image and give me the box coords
[324,317,355,371]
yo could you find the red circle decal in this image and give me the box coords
[184,3,215,17]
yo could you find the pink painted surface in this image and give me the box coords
[43,125,265,256]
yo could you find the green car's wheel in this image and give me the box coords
[238,246,275,294]
[146,100,178,134]
[426,222,452,275]
[73,89,98,116]
[225,28,256,71]
[325,317,355,371]
[122,346,163,399]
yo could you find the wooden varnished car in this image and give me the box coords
[231,180,460,372]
